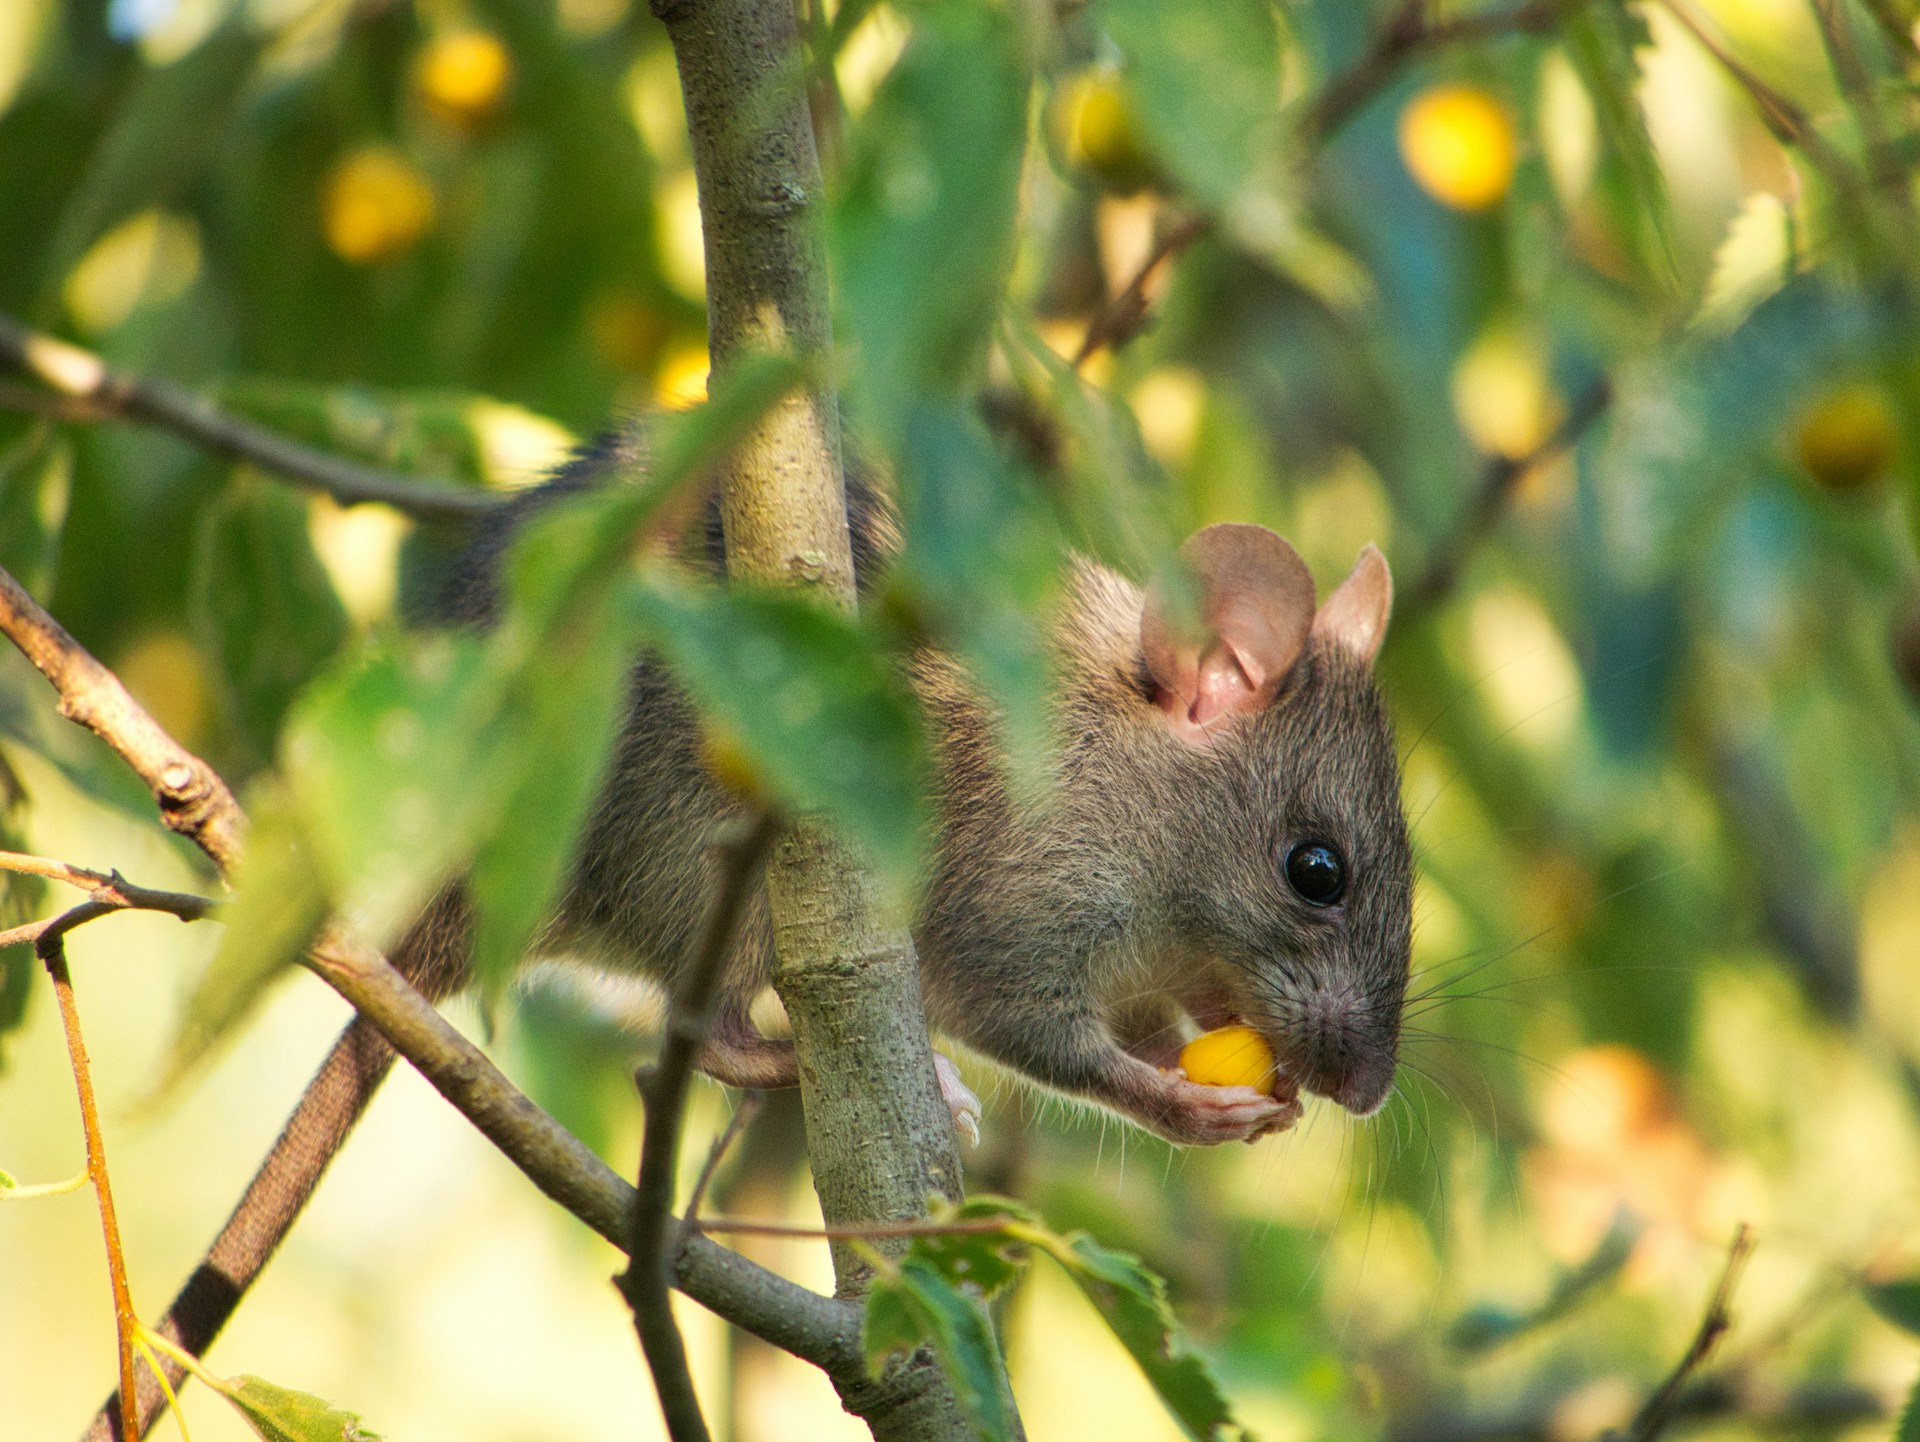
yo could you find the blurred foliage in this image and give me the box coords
[3,0,1920,1438]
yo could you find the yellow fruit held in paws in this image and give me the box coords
[1179,1026,1278,1092]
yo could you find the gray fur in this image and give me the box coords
[399,450,1412,1143]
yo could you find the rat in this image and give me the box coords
[88,432,1414,1438]
[397,432,1414,1148]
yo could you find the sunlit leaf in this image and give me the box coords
[1561,7,1678,295]
[1869,1279,1920,1337]
[630,577,928,894]
[834,1,1028,434]
[163,781,328,1087]
[1022,1228,1249,1442]
[216,1375,382,1442]
[864,1255,1016,1442]
[190,478,350,765]
[283,634,494,945]
[1099,0,1279,209]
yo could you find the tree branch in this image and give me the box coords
[0,565,245,874]
[658,0,989,1431]
[1409,376,1612,608]
[1302,0,1580,143]
[623,815,776,1442]
[0,313,499,521]
[299,927,868,1374]
[1073,214,1210,370]
[0,851,214,951]
[0,557,884,1433]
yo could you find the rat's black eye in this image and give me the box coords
[1284,841,1345,906]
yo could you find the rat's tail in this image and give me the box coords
[81,1018,392,1441]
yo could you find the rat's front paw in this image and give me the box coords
[1152,1076,1301,1146]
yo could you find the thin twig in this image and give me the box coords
[680,1090,765,1237]
[692,1214,1019,1240]
[1625,1224,1757,1442]
[42,932,140,1442]
[626,815,777,1442]
[0,564,245,874]
[0,852,215,953]
[1410,376,1612,607]
[1073,215,1211,370]
[1302,0,1578,142]
[0,313,498,520]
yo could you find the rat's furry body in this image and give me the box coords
[399,436,1413,1145]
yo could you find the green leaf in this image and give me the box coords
[163,781,328,1088]
[283,634,495,946]
[834,2,1029,434]
[41,17,265,299]
[215,1375,383,1442]
[1024,1229,1249,1442]
[864,1255,1016,1442]
[0,748,42,1070]
[1562,7,1679,295]
[630,578,929,895]
[190,479,350,765]
[1449,1211,1639,1353]
[1869,1280,1920,1337]
[283,359,802,963]
[1899,1369,1920,1442]
[1099,0,1280,210]
[0,424,71,597]
[464,575,632,999]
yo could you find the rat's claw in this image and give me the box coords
[934,1052,982,1147]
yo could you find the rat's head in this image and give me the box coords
[1137,525,1412,1118]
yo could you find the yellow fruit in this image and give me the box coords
[1057,72,1155,195]
[1796,385,1899,491]
[1178,1026,1277,1092]
[322,146,437,265]
[1398,85,1515,212]
[416,30,512,128]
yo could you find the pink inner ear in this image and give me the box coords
[1141,524,1316,742]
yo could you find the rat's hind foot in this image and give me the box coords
[935,1052,982,1147]
[696,1010,798,1089]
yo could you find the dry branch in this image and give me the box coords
[0,313,497,520]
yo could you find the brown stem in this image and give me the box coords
[1302,0,1577,142]
[0,564,245,874]
[1409,376,1612,608]
[1626,1224,1758,1442]
[0,313,498,520]
[42,934,140,1442]
[1072,215,1210,371]
[623,816,775,1442]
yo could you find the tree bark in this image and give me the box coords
[653,0,990,1436]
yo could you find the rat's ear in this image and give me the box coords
[1310,543,1393,666]
[1141,524,1316,742]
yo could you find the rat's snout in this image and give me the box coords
[1275,985,1399,1118]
